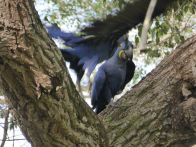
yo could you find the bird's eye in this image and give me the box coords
[119,43,122,48]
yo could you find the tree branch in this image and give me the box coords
[101,35,196,146]
[138,0,157,52]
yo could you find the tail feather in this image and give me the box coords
[45,25,83,47]
[45,25,130,82]
[60,49,84,81]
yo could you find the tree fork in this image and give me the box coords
[0,0,196,146]
[0,0,108,146]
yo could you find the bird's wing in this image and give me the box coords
[46,0,178,80]
[46,25,115,80]
[81,0,178,40]
[45,25,83,47]
[91,67,106,109]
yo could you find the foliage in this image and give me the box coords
[35,0,129,31]
[132,0,196,84]
[0,97,7,117]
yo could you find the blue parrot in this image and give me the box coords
[91,36,135,114]
[45,0,178,113]
[46,25,118,83]
[46,0,177,85]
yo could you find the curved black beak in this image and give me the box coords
[120,41,133,61]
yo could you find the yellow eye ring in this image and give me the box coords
[119,50,124,58]
[119,43,122,48]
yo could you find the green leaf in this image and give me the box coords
[156,33,160,44]
[135,36,139,46]
[148,49,160,58]
[138,24,143,37]
[180,36,185,42]
[174,35,180,44]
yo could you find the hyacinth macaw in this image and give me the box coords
[46,0,177,85]
[91,35,135,114]
[46,0,178,113]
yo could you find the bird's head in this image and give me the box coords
[117,35,134,61]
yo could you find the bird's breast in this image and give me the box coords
[105,65,126,94]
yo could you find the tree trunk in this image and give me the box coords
[0,0,107,146]
[0,0,196,147]
[101,35,196,146]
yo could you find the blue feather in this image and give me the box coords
[46,25,117,81]
[91,41,135,114]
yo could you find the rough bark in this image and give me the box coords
[0,0,107,146]
[101,35,196,146]
[0,0,196,147]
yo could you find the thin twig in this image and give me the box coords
[0,109,10,147]
[0,139,26,141]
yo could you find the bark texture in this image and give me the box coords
[0,0,107,146]
[101,35,196,146]
[0,0,196,147]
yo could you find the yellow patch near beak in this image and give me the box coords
[119,50,124,58]
[119,43,122,48]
